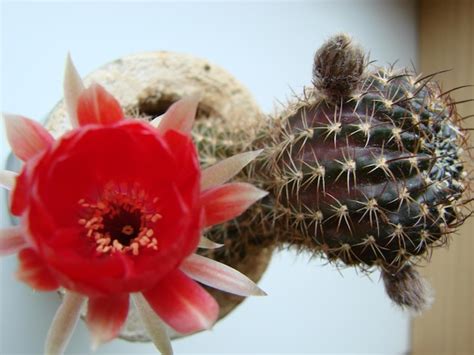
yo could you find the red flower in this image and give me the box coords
[1,56,266,354]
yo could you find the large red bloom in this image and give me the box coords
[0,56,266,354]
[15,120,202,296]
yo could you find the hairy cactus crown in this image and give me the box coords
[313,33,367,100]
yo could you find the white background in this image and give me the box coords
[1,1,417,354]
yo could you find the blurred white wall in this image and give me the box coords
[1,1,417,354]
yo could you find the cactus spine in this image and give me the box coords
[198,34,471,312]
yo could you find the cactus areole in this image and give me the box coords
[41,35,471,341]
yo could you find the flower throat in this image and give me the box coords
[78,183,161,256]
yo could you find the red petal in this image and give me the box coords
[11,153,43,216]
[86,294,129,346]
[76,83,124,126]
[143,269,218,334]
[4,114,53,161]
[0,227,27,256]
[16,248,59,291]
[201,182,268,227]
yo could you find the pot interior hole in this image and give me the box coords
[137,94,214,121]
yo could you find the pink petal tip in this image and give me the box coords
[4,114,53,161]
[181,254,266,297]
[76,83,124,126]
[63,54,85,128]
[201,183,268,227]
[201,150,263,190]
[0,170,17,191]
[156,94,200,135]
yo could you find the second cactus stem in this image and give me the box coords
[198,34,470,312]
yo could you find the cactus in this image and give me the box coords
[198,34,471,313]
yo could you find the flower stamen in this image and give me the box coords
[78,183,161,256]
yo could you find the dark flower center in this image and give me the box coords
[101,207,142,247]
[78,183,161,256]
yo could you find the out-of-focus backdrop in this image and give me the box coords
[0,1,472,354]
[413,1,473,354]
